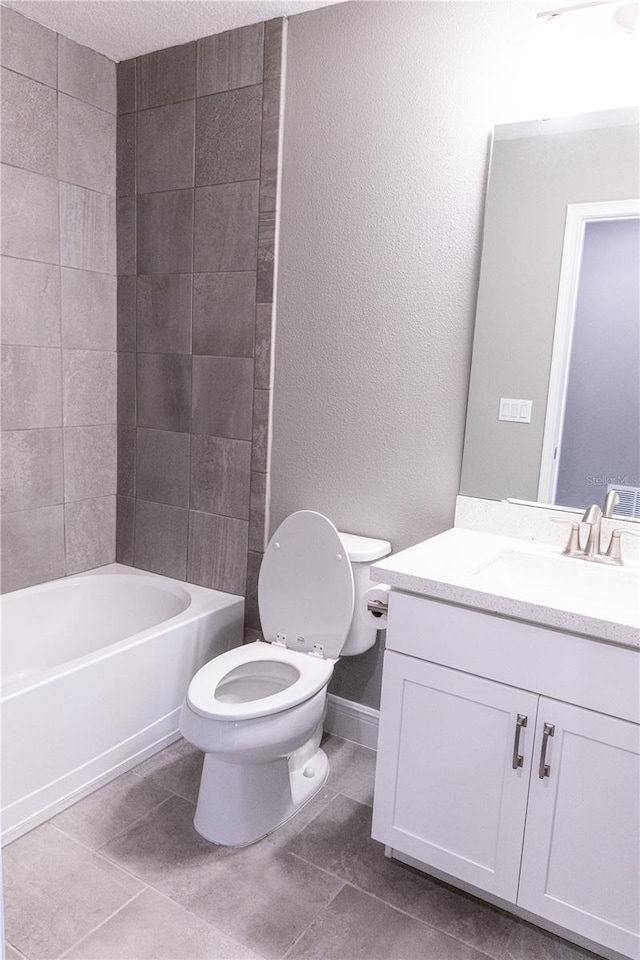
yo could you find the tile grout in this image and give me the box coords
[55,888,147,960]
[285,851,496,960]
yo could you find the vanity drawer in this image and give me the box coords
[386,591,640,723]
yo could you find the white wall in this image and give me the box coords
[270,0,638,707]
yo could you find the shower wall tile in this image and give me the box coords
[254,303,273,390]
[0,504,66,592]
[0,6,57,87]
[60,183,116,274]
[136,42,196,111]
[259,77,281,215]
[63,425,117,501]
[1,164,59,263]
[133,499,188,579]
[65,496,116,574]
[191,356,254,440]
[136,100,195,194]
[58,35,117,114]
[117,277,137,351]
[257,212,276,303]
[244,549,263,631]
[0,68,57,177]
[252,388,271,473]
[195,86,262,186]
[117,352,137,425]
[249,470,268,553]
[196,23,263,97]
[61,269,117,350]
[136,190,193,275]
[194,181,259,273]
[1,429,63,513]
[62,349,117,426]
[136,353,192,432]
[0,258,61,347]
[116,197,136,275]
[117,114,136,197]
[190,435,251,519]
[116,20,284,619]
[192,272,256,358]
[136,428,190,507]
[136,275,192,354]
[0,10,118,592]
[116,496,135,565]
[117,425,136,497]
[187,511,249,595]
[58,93,116,196]
[117,60,136,115]
[1,346,62,430]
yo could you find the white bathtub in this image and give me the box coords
[0,563,244,844]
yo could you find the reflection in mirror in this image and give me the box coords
[460,107,640,518]
[540,203,639,514]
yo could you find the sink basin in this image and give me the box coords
[470,550,640,623]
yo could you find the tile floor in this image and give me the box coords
[3,736,601,960]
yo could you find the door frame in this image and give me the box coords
[537,197,640,504]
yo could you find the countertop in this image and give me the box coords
[371,527,640,648]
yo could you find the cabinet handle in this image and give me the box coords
[538,722,555,779]
[511,714,528,769]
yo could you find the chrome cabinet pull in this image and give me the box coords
[538,722,555,779]
[512,714,528,769]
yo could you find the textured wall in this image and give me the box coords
[115,21,283,618]
[1,8,117,592]
[272,1,531,707]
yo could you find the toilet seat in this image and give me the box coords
[259,510,355,659]
[186,641,334,722]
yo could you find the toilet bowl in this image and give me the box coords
[180,510,390,846]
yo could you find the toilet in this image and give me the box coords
[180,510,390,846]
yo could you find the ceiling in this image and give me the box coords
[1,0,344,61]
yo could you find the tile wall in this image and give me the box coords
[115,20,283,626]
[0,8,117,592]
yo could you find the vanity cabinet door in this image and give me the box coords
[372,652,539,901]
[518,699,640,959]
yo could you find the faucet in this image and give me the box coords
[553,492,638,565]
[581,503,603,559]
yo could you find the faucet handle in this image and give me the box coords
[605,528,640,565]
[551,517,583,557]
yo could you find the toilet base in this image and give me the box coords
[193,744,329,846]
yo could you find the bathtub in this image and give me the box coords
[0,563,244,844]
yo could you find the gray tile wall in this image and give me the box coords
[116,20,283,626]
[1,8,117,592]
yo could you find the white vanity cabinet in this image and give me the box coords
[372,591,640,960]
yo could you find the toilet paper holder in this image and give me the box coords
[367,598,389,617]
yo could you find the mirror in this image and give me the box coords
[460,106,640,518]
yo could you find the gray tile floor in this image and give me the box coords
[3,736,602,960]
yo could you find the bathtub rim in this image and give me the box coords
[1,563,245,701]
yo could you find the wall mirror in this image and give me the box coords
[459,107,640,518]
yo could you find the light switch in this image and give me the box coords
[499,398,532,423]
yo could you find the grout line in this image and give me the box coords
[56,888,147,960]
[280,881,347,960]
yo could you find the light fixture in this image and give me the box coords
[612,2,640,33]
[537,0,640,33]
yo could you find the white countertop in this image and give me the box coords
[371,528,640,648]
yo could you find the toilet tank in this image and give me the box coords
[337,532,391,656]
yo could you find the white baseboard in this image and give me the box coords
[323,694,379,750]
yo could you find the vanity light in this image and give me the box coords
[537,0,640,33]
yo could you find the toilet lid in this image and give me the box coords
[258,511,355,660]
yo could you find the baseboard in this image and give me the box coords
[323,694,379,750]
